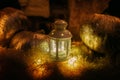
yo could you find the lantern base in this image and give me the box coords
[50,56,68,62]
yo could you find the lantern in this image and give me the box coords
[49,19,72,61]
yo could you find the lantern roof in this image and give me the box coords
[49,19,72,38]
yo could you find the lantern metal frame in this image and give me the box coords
[49,19,72,61]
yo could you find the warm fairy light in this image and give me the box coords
[67,57,77,68]
[36,59,42,65]
[39,41,49,52]
[25,41,109,79]
[57,55,85,77]
[25,50,53,79]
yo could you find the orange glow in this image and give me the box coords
[25,51,53,79]
[25,42,110,79]
[0,15,8,40]
[67,57,78,68]
[29,63,52,79]
[57,56,85,77]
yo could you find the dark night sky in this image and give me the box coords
[103,0,120,18]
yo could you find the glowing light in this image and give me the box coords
[57,55,85,77]
[49,19,72,61]
[67,57,77,68]
[36,59,42,65]
[30,64,52,79]
[26,41,109,79]
[25,51,53,79]
[39,40,49,53]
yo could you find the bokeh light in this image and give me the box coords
[57,55,85,78]
[20,41,111,79]
[23,49,53,79]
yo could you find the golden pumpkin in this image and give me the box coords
[80,13,120,54]
[80,24,107,53]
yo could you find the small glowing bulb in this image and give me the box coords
[68,57,77,66]
[36,59,42,65]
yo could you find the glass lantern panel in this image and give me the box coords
[49,38,71,60]
[67,39,71,55]
[49,39,56,58]
[58,40,67,59]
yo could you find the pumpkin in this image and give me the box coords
[9,31,49,52]
[80,24,107,53]
[0,7,29,47]
[80,13,120,54]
